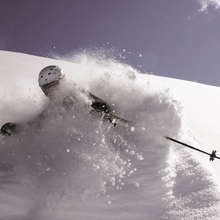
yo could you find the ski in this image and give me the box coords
[105,113,134,126]
[166,136,220,161]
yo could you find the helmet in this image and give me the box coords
[38,65,64,87]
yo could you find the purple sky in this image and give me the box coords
[1,0,220,86]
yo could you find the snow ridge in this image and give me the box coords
[0,51,220,220]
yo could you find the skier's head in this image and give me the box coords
[38,65,65,97]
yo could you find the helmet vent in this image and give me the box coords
[48,73,51,75]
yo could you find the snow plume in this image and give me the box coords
[0,51,183,220]
[1,51,220,219]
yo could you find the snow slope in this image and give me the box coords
[0,50,220,220]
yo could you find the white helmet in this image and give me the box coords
[38,65,65,87]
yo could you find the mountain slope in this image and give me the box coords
[0,50,220,220]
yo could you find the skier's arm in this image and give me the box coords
[0,107,47,136]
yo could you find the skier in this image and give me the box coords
[210,150,217,161]
[0,65,113,136]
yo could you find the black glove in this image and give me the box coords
[91,102,110,114]
[91,102,117,126]
[0,123,17,136]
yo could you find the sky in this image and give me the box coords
[0,0,220,86]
